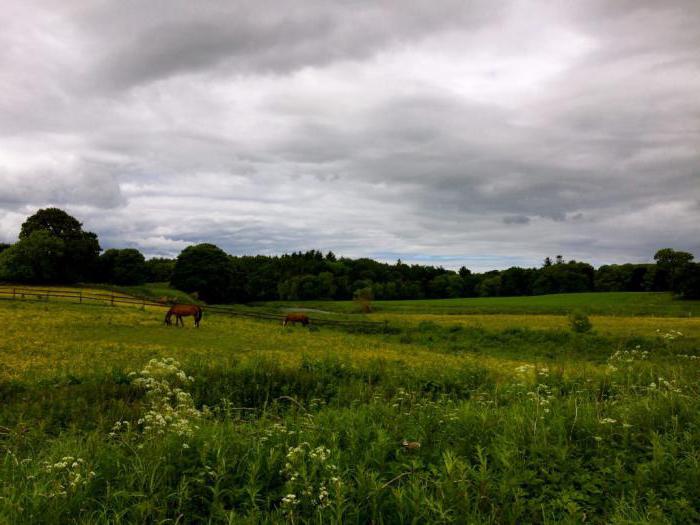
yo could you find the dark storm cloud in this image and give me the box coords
[0,0,698,270]
[77,0,504,90]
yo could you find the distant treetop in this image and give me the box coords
[20,207,89,241]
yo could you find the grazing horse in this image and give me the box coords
[283,313,310,327]
[165,304,203,327]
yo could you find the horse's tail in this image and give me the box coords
[164,309,172,325]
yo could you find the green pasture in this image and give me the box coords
[257,291,700,317]
[86,281,198,304]
[0,291,698,523]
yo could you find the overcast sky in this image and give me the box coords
[1,1,698,271]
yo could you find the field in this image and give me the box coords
[257,292,700,317]
[1,291,699,523]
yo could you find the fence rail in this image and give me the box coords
[0,287,387,330]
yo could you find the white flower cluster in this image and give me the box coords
[111,358,204,444]
[280,442,342,514]
[470,391,495,409]
[260,423,296,444]
[390,387,412,410]
[597,417,633,430]
[657,329,683,341]
[647,377,682,395]
[41,456,96,498]
[515,364,549,379]
[308,398,327,410]
[132,357,194,387]
[607,346,649,371]
[515,364,535,375]
[527,383,554,416]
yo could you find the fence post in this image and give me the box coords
[79,291,82,304]
[111,294,115,306]
[12,288,16,300]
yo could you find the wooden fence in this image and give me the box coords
[0,286,388,331]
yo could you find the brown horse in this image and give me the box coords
[283,313,310,327]
[165,304,203,327]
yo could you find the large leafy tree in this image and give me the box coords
[98,248,147,285]
[676,263,700,299]
[532,260,595,295]
[428,273,464,298]
[18,208,100,282]
[0,231,65,283]
[499,267,536,296]
[171,244,234,303]
[595,264,650,292]
[21,208,84,240]
[654,248,694,292]
[145,258,176,282]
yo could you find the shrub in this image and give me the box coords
[353,287,374,313]
[569,310,593,333]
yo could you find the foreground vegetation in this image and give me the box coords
[1,294,699,523]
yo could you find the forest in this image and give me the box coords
[1,208,698,304]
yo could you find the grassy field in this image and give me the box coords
[373,313,700,338]
[257,292,700,317]
[1,293,699,523]
[83,282,198,304]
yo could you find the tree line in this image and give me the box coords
[1,208,698,303]
[0,208,173,286]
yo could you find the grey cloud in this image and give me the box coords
[0,162,125,210]
[0,1,698,269]
[75,0,505,90]
[503,215,530,225]
[269,89,697,224]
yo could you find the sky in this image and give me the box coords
[0,0,698,271]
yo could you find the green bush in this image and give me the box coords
[569,310,593,333]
